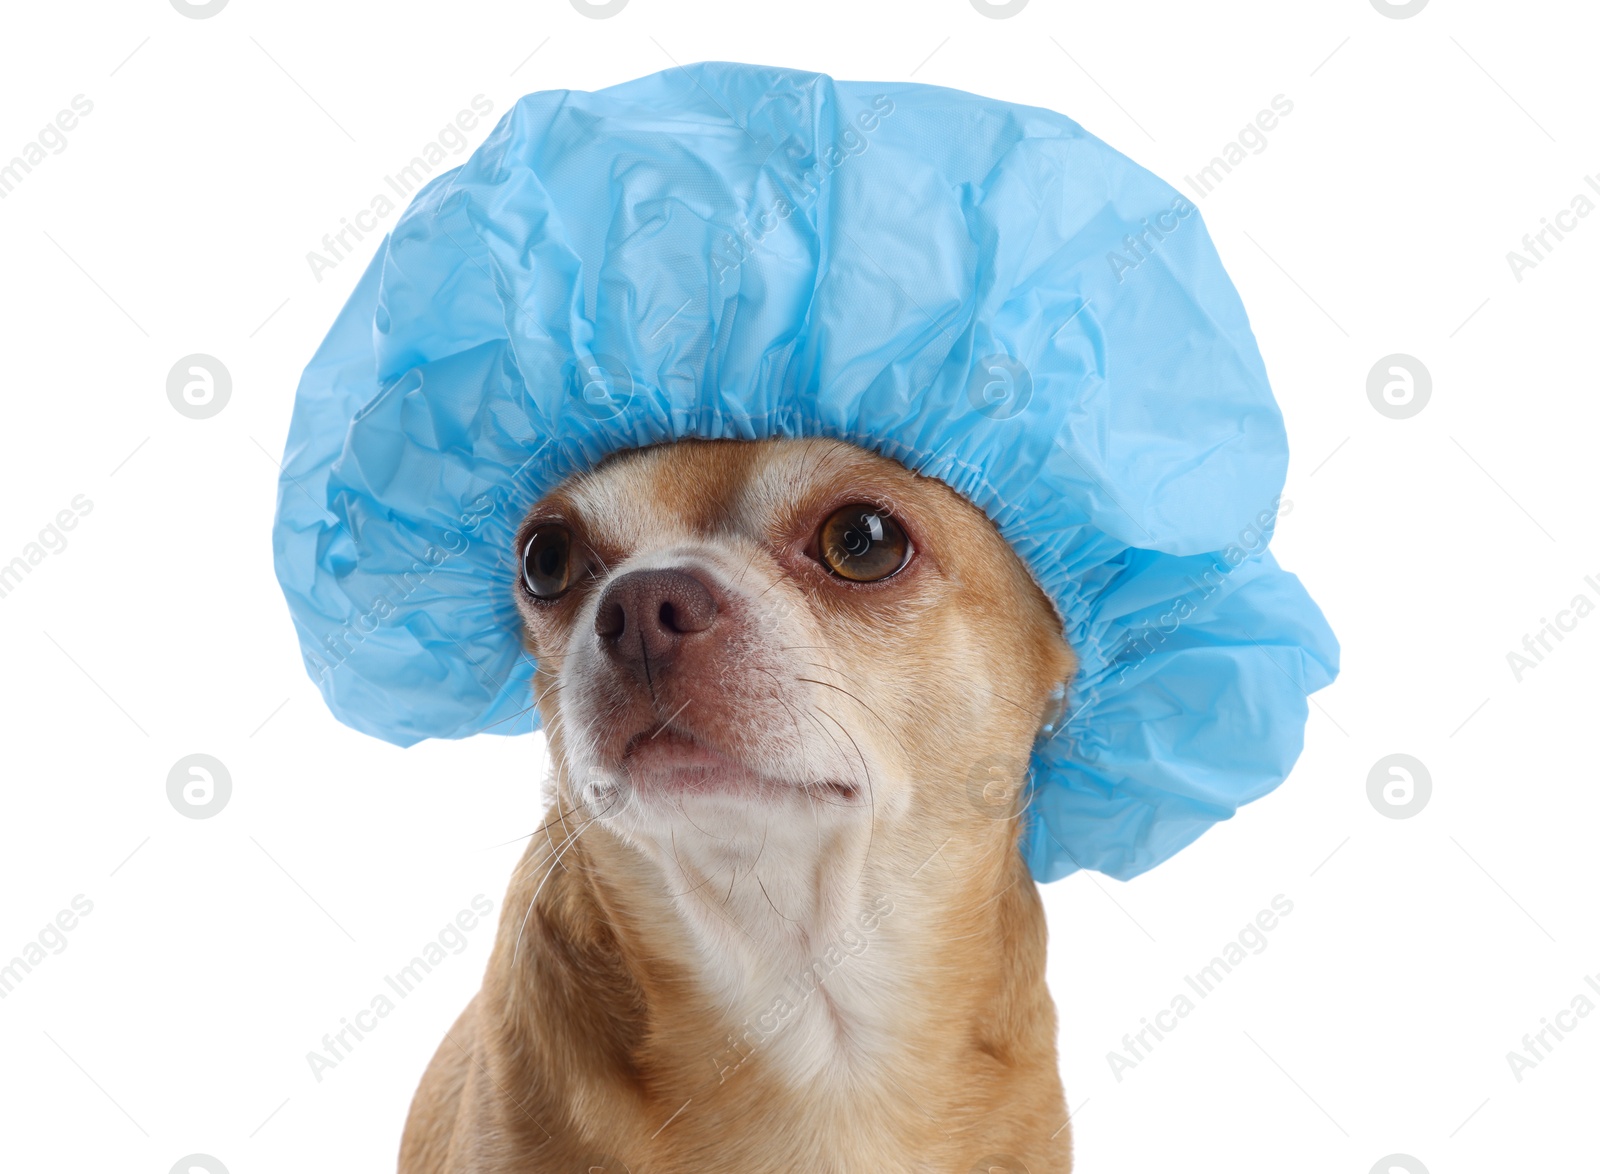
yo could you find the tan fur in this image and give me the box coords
[399,438,1077,1173]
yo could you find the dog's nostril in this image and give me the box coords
[595,597,626,641]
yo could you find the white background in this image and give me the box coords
[0,1,1595,1171]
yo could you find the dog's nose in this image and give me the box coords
[594,568,719,671]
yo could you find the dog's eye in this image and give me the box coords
[521,524,573,599]
[817,506,910,582]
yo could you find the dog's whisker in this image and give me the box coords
[661,825,719,899]
[794,676,914,762]
[487,798,591,852]
[809,704,879,885]
[511,787,627,970]
[756,874,801,924]
[480,674,565,734]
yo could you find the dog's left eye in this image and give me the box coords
[521,524,573,599]
[817,505,910,582]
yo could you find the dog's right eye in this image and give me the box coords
[521,525,573,599]
[817,505,910,582]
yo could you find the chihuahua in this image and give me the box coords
[398,437,1076,1173]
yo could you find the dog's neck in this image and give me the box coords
[481,778,1068,1167]
[599,789,936,1088]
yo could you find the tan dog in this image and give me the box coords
[398,437,1076,1173]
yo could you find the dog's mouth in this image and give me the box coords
[616,723,860,804]
[622,724,741,780]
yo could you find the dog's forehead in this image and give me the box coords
[556,439,896,546]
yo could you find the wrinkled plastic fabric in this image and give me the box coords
[273,62,1338,883]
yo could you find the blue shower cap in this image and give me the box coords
[273,63,1337,882]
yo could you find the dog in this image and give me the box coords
[398,436,1077,1173]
